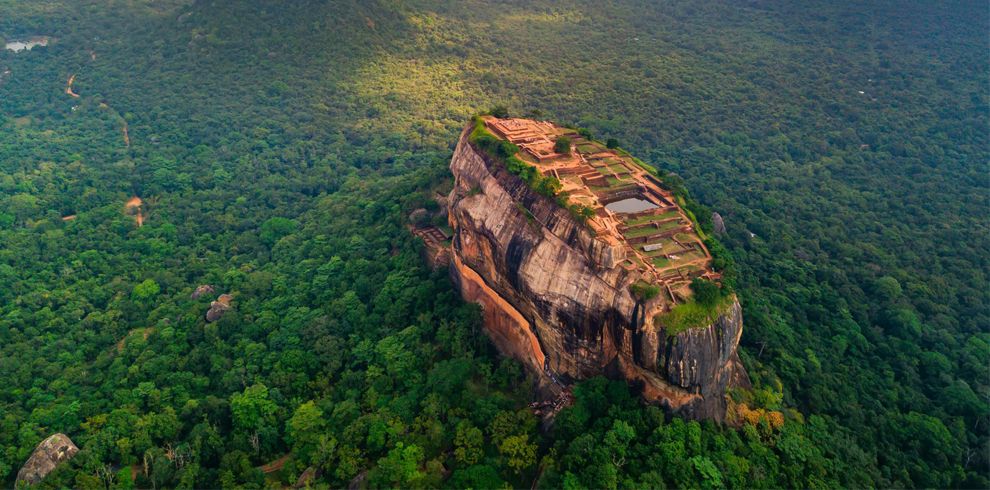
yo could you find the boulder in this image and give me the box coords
[348,470,368,490]
[712,212,726,234]
[190,285,215,301]
[15,434,79,486]
[206,295,233,323]
[294,467,319,489]
[409,208,431,228]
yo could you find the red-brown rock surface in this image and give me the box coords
[447,125,748,421]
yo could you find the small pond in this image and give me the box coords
[5,37,50,52]
[605,197,658,213]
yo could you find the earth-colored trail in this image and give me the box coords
[126,196,143,227]
[99,103,130,148]
[66,73,80,97]
[257,454,291,474]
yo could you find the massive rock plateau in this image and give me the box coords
[446,125,748,421]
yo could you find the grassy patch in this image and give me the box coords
[655,294,734,336]
[624,211,680,226]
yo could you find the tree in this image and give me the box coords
[454,421,484,465]
[489,105,509,118]
[499,435,537,475]
[287,401,326,460]
[260,217,297,247]
[606,137,619,149]
[230,384,277,432]
[131,279,160,301]
[534,176,563,197]
[448,465,505,489]
[371,443,424,487]
[690,278,721,308]
[554,136,572,154]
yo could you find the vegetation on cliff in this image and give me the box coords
[468,115,597,223]
[0,0,985,488]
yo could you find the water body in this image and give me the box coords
[5,37,50,52]
[605,197,658,213]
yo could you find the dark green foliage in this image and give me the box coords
[0,0,985,488]
[488,105,509,119]
[260,217,298,247]
[554,135,571,154]
[690,278,721,308]
[630,282,662,300]
[606,137,620,149]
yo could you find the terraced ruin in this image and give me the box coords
[481,116,720,306]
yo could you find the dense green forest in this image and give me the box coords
[0,0,986,488]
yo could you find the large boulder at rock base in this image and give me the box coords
[15,434,79,486]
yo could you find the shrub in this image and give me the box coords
[489,105,509,118]
[630,282,662,300]
[690,278,721,308]
[554,136,572,154]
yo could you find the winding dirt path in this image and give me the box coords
[99,103,130,148]
[69,52,131,148]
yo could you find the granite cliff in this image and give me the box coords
[446,123,749,421]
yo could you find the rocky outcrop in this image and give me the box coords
[712,212,726,234]
[16,434,79,486]
[294,467,318,489]
[447,125,748,421]
[206,294,233,322]
[191,285,216,301]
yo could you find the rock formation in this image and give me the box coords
[191,284,216,301]
[15,434,79,486]
[206,294,233,322]
[446,125,748,421]
[712,212,726,234]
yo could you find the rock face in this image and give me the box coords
[206,294,233,323]
[447,125,748,421]
[16,434,79,486]
[712,212,726,234]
